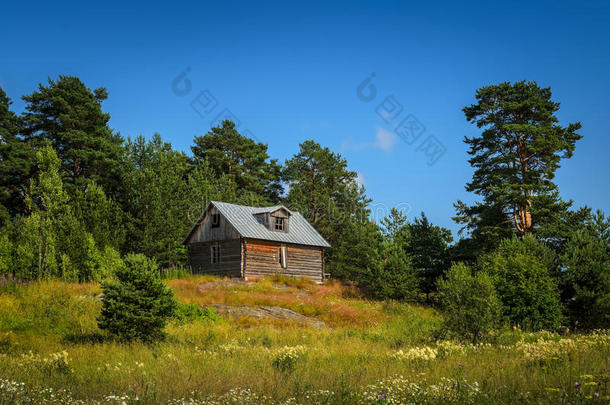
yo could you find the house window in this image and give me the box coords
[211,213,220,228]
[210,243,220,264]
[274,217,284,231]
[279,246,287,269]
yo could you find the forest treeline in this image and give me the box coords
[0,76,608,331]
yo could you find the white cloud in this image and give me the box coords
[341,127,397,153]
[374,127,397,151]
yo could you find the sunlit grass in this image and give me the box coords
[0,277,607,404]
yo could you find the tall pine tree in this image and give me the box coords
[283,140,375,281]
[0,87,32,223]
[21,76,123,194]
[191,120,282,203]
[454,81,581,250]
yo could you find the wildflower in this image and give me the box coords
[393,346,438,361]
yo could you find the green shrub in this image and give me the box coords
[368,240,418,300]
[437,263,501,342]
[174,302,221,323]
[480,236,562,331]
[97,246,123,281]
[0,232,11,275]
[98,254,176,342]
[561,229,610,329]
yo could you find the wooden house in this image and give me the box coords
[183,201,330,283]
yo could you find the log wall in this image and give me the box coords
[243,238,323,283]
[187,239,242,277]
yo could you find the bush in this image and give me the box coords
[480,236,562,331]
[561,229,610,329]
[437,263,501,342]
[368,240,418,300]
[97,246,123,281]
[0,232,11,275]
[174,302,221,323]
[98,254,176,342]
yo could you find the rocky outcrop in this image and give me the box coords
[207,304,326,328]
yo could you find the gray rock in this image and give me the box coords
[207,304,326,328]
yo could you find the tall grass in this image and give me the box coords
[159,265,193,280]
[0,278,607,404]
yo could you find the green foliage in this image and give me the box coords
[560,212,610,329]
[401,212,453,296]
[97,246,123,281]
[283,140,373,281]
[380,207,407,240]
[71,182,125,250]
[328,217,381,283]
[174,302,221,323]
[455,80,582,250]
[0,87,32,223]
[480,236,562,331]
[21,75,123,194]
[160,265,193,280]
[3,146,106,282]
[0,281,100,336]
[437,263,501,342]
[0,231,11,275]
[120,134,240,266]
[191,120,283,203]
[121,134,194,266]
[368,240,418,300]
[98,254,176,342]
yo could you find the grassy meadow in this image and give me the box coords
[0,275,608,404]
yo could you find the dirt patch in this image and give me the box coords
[207,304,327,328]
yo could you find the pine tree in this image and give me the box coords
[380,208,407,240]
[21,76,123,194]
[368,239,418,300]
[455,81,582,249]
[71,182,125,250]
[121,134,191,266]
[283,140,374,280]
[191,120,282,203]
[402,212,453,297]
[98,254,176,342]
[560,210,610,329]
[0,87,33,223]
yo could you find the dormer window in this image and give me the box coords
[274,217,285,231]
[254,207,290,233]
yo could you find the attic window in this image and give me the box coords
[211,213,220,228]
[274,217,285,232]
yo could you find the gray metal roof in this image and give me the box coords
[186,201,330,248]
[252,205,291,215]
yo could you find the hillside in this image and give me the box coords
[0,275,608,404]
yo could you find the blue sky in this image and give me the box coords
[2,0,609,236]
